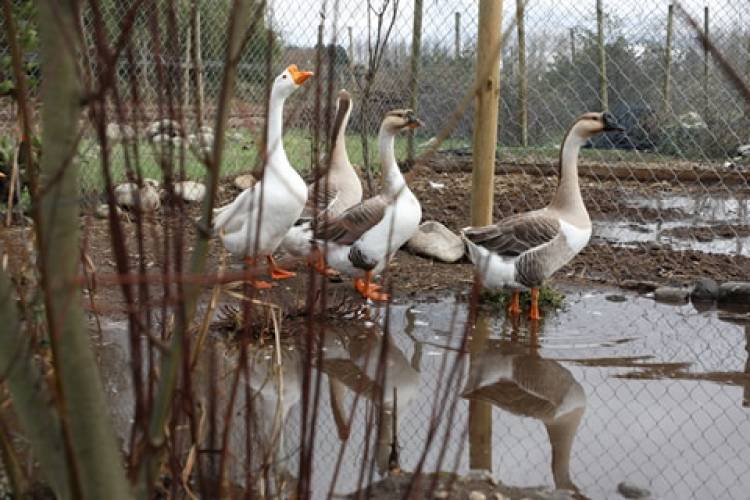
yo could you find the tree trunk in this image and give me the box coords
[516,0,528,147]
[596,0,608,111]
[663,4,673,115]
[37,1,132,498]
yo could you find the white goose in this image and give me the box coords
[313,110,423,301]
[213,65,313,287]
[462,112,623,319]
[277,89,362,272]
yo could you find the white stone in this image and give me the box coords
[106,122,135,142]
[406,221,464,263]
[174,181,206,203]
[234,173,257,190]
[114,182,160,213]
[468,492,486,500]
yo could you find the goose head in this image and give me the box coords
[380,109,424,135]
[570,111,623,140]
[272,64,314,100]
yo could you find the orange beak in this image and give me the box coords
[288,64,314,85]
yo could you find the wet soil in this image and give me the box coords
[1,168,748,318]
[660,224,750,241]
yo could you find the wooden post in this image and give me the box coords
[471,0,503,227]
[407,0,423,162]
[663,4,673,115]
[570,28,576,63]
[516,0,528,147]
[182,16,191,110]
[191,4,205,122]
[454,12,461,59]
[469,313,493,471]
[704,6,709,119]
[596,0,608,111]
[348,26,354,63]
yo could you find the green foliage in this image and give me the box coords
[0,0,39,96]
[481,286,566,311]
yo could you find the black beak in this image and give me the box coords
[602,112,624,132]
[404,111,424,129]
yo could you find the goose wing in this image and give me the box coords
[300,181,340,219]
[313,195,388,246]
[463,211,560,257]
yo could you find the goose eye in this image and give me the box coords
[282,75,287,79]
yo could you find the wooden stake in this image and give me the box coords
[597,0,608,111]
[516,0,528,147]
[407,0,424,162]
[664,3,673,114]
[454,12,461,59]
[704,6,710,119]
[471,0,504,227]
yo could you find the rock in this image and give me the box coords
[605,294,627,303]
[653,286,689,304]
[174,181,206,203]
[491,494,509,500]
[433,490,449,499]
[736,144,750,157]
[114,182,160,213]
[718,282,750,305]
[617,481,651,499]
[234,173,257,190]
[95,203,122,219]
[406,221,464,263]
[690,277,719,302]
[106,122,135,143]
[468,492,486,500]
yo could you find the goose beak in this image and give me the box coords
[405,113,424,129]
[602,112,624,132]
[288,64,314,85]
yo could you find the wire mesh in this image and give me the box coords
[1,1,749,499]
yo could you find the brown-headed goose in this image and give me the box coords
[278,89,362,271]
[213,65,313,288]
[462,112,623,319]
[312,109,423,301]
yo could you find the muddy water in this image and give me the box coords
[97,286,750,499]
[593,192,750,256]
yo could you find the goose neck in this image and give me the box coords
[549,129,587,218]
[266,89,288,166]
[378,126,404,195]
[546,407,584,492]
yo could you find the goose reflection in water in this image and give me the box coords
[462,322,586,495]
[319,318,422,476]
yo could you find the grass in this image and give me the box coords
[481,286,566,311]
[76,127,676,192]
[76,129,464,192]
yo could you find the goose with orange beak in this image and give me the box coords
[213,65,313,288]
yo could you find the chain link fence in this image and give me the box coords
[1,2,749,498]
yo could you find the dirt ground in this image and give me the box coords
[2,165,749,318]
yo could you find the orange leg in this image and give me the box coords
[267,255,296,280]
[243,257,273,289]
[309,248,339,277]
[507,291,521,316]
[353,271,389,302]
[529,287,541,321]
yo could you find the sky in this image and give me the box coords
[266,0,748,57]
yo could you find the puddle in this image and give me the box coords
[592,192,750,256]
[96,286,750,499]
